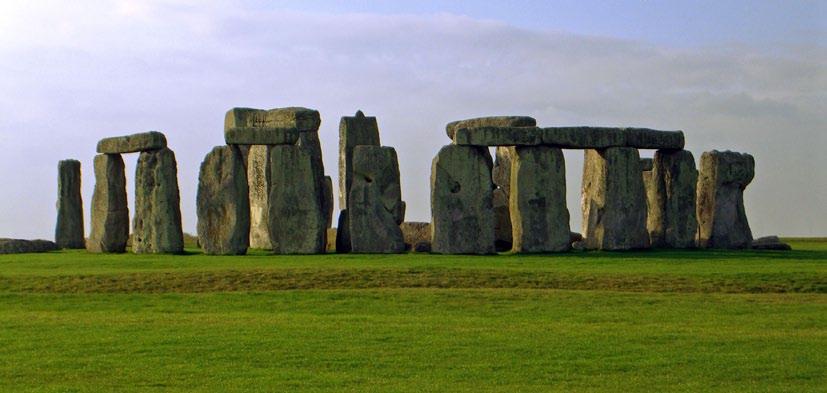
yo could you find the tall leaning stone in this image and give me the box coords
[247,145,273,249]
[133,147,184,254]
[348,146,405,253]
[510,146,571,253]
[581,147,649,250]
[697,150,754,249]
[647,150,698,248]
[197,146,250,255]
[268,145,325,254]
[87,154,129,253]
[338,110,380,207]
[55,159,85,249]
[430,145,495,254]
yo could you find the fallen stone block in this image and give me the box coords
[0,238,59,254]
[751,236,791,250]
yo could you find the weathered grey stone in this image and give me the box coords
[400,222,430,251]
[96,131,167,154]
[348,146,405,253]
[751,236,791,251]
[225,127,298,145]
[492,188,512,251]
[55,159,84,249]
[446,116,536,139]
[581,147,650,250]
[225,106,320,131]
[133,147,184,254]
[247,145,273,249]
[697,150,754,249]
[87,154,129,253]
[646,150,698,248]
[430,145,495,254]
[570,232,583,243]
[268,145,325,254]
[0,238,59,254]
[197,146,250,255]
[335,210,351,253]
[510,146,571,253]
[453,126,684,149]
[492,147,515,192]
[322,176,334,229]
[640,158,654,171]
[338,110,380,207]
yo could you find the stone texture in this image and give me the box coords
[453,126,684,149]
[325,228,337,253]
[224,127,298,145]
[322,176,334,229]
[510,146,571,253]
[335,210,351,253]
[346,146,405,253]
[400,222,430,251]
[338,110,380,207]
[268,145,325,254]
[197,146,250,255]
[55,159,85,249]
[87,154,129,253]
[133,148,184,254]
[492,147,515,251]
[751,236,791,251]
[446,116,536,139]
[697,150,755,249]
[640,158,654,171]
[0,238,59,254]
[96,131,167,154]
[646,150,698,248]
[223,107,321,145]
[247,145,273,249]
[430,145,495,254]
[581,147,650,250]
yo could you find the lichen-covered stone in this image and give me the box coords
[510,146,571,252]
[197,146,250,255]
[348,146,405,253]
[96,131,167,154]
[430,145,495,254]
[646,149,698,248]
[268,145,325,254]
[87,154,129,253]
[447,116,537,139]
[453,126,684,149]
[55,159,84,249]
[247,145,273,249]
[224,107,320,145]
[697,150,754,249]
[581,147,649,250]
[492,147,514,251]
[133,148,184,254]
[338,110,380,207]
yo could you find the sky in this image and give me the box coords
[0,0,824,239]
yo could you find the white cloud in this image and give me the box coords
[0,2,824,238]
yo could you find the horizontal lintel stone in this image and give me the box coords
[96,131,167,154]
[225,107,321,133]
[224,127,299,145]
[446,116,536,139]
[452,126,684,149]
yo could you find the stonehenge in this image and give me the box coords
[64,107,769,257]
[55,159,85,249]
[697,150,755,249]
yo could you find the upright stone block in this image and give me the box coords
[646,150,698,248]
[55,159,85,249]
[581,147,649,250]
[510,146,571,253]
[87,154,129,253]
[133,147,184,254]
[268,145,325,254]
[348,146,405,253]
[322,176,334,229]
[430,145,495,254]
[492,147,515,251]
[338,110,380,207]
[247,145,273,249]
[197,146,250,255]
[697,150,754,249]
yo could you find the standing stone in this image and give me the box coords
[581,147,649,250]
[55,159,85,249]
[335,210,351,253]
[87,154,129,253]
[646,150,698,248]
[697,150,754,249]
[322,176,334,229]
[348,146,405,253]
[197,146,250,255]
[247,145,273,249]
[338,110,380,207]
[430,145,495,254]
[492,147,514,251]
[268,145,325,254]
[510,146,571,253]
[133,147,184,254]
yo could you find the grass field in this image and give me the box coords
[0,240,825,392]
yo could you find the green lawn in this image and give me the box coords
[0,241,825,392]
